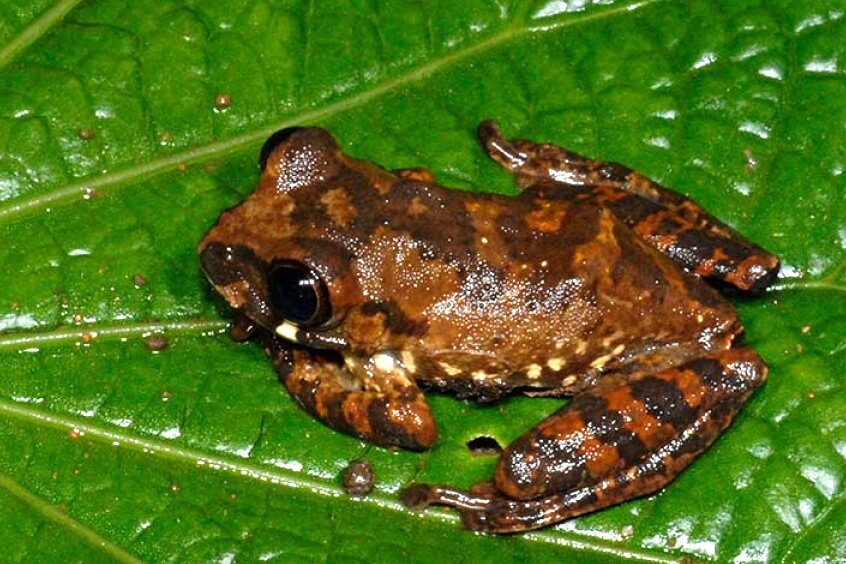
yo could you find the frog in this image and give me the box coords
[199,121,779,533]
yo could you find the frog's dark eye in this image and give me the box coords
[259,127,304,172]
[267,261,331,327]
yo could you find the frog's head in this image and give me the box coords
[198,127,401,352]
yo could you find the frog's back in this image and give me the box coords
[295,175,736,393]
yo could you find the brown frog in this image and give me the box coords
[199,122,779,533]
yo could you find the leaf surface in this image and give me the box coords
[0,0,844,561]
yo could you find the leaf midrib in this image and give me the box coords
[0,0,661,225]
[0,318,228,351]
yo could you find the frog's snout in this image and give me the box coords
[200,242,241,287]
[199,242,273,325]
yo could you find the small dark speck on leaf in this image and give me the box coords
[743,148,757,170]
[145,334,169,352]
[133,274,147,287]
[78,128,95,140]
[177,162,187,173]
[342,459,376,496]
[214,92,232,111]
[161,390,172,401]
[466,436,503,456]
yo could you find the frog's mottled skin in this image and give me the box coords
[199,122,779,533]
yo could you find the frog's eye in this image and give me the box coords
[268,261,331,327]
[259,127,304,172]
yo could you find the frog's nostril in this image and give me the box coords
[199,242,259,287]
[466,436,503,456]
[259,126,305,171]
[200,243,235,285]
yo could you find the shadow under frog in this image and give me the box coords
[199,122,779,533]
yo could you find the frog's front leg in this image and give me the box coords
[478,120,779,292]
[267,339,437,450]
[403,347,765,533]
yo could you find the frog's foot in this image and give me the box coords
[402,347,766,533]
[477,120,779,293]
[269,342,437,450]
[392,167,436,182]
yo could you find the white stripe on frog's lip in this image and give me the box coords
[274,320,350,351]
[275,320,302,342]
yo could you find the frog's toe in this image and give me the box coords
[477,120,528,172]
[401,484,434,510]
[401,483,495,512]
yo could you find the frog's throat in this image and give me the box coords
[274,320,349,350]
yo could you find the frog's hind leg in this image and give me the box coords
[477,120,779,292]
[268,341,437,450]
[402,347,765,533]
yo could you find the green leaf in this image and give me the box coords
[1,0,843,561]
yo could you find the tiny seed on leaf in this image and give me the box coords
[214,92,232,110]
[342,459,376,496]
[145,335,169,352]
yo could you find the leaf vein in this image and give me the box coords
[0,0,84,70]
[0,0,660,225]
[0,397,681,564]
[0,469,142,563]
[0,319,228,351]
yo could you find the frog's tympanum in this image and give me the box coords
[199,122,779,533]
